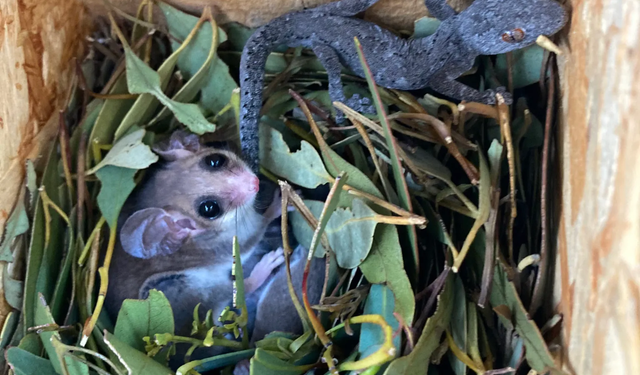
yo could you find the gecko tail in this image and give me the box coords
[238,22,287,172]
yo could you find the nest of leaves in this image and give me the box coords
[0,1,565,375]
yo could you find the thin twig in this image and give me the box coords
[351,118,394,201]
[496,93,517,263]
[414,267,450,335]
[506,52,514,95]
[98,30,155,95]
[59,111,75,200]
[458,102,499,120]
[530,54,556,317]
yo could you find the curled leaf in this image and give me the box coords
[123,47,215,134]
[291,198,378,269]
[96,166,137,228]
[260,126,332,189]
[87,129,158,174]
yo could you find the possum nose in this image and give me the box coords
[226,173,260,204]
[248,176,259,193]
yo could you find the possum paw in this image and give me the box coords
[244,248,285,293]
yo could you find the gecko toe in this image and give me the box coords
[345,93,377,115]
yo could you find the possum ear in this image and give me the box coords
[152,130,201,161]
[120,208,203,259]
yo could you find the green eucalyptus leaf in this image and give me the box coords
[115,18,203,139]
[359,284,400,360]
[401,145,452,182]
[223,22,255,51]
[87,129,158,174]
[50,214,78,322]
[383,273,453,375]
[495,44,545,89]
[3,264,23,310]
[96,166,137,228]
[448,276,468,375]
[88,76,136,151]
[160,2,237,114]
[17,333,42,354]
[114,290,175,354]
[435,184,473,205]
[490,263,556,372]
[356,34,418,277]
[412,17,441,38]
[0,311,20,350]
[260,126,332,189]
[124,47,215,134]
[359,224,415,324]
[291,199,377,268]
[0,197,28,262]
[71,99,104,166]
[150,15,221,126]
[35,294,89,375]
[7,318,24,352]
[250,348,313,375]
[26,144,62,331]
[316,131,384,209]
[487,139,504,186]
[188,349,255,373]
[519,114,544,151]
[104,332,173,375]
[6,347,57,375]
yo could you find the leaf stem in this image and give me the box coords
[59,111,75,201]
[446,330,485,374]
[530,54,556,317]
[81,225,116,346]
[325,314,396,371]
[279,184,312,332]
[302,174,347,375]
[350,117,395,204]
[452,151,491,272]
[344,186,426,225]
[78,217,106,266]
[457,101,499,120]
[497,93,517,263]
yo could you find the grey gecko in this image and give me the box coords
[238,0,568,171]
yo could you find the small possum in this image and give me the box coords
[104,130,325,369]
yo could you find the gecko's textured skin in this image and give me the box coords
[239,0,568,170]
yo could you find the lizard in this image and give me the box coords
[237,0,568,172]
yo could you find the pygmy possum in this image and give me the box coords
[105,130,325,368]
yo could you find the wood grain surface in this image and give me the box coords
[82,0,473,32]
[554,0,640,373]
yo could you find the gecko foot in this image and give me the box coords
[481,87,513,105]
[334,93,376,124]
[244,248,285,294]
[345,93,376,115]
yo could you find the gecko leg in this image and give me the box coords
[312,44,349,123]
[429,73,513,105]
[312,43,375,123]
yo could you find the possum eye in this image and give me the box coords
[202,153,227,170]
[198,200,221,219]
[501,28,525,43]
